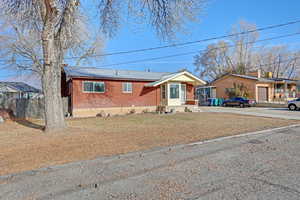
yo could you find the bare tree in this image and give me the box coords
[0,2,104,132]
[194,21,260,80]
[252,46,300,79]
[0,0,206,132]
[229,21,259,73]
[194,20,300,81]
[194,41,233,80]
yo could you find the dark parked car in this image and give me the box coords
[222,97,250,108]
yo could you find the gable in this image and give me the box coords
[145,71,206,87]
[171,74,195,82]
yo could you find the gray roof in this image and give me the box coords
[0,82,40,93]
[64,67,171,81]
[231,74,297,83]
[231,74,259,80]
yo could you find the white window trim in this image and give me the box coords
[122,82,133,93]
[181,84,186,102]
[82,81,105,93]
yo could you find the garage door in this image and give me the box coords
[258,87,268,102]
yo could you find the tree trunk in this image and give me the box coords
[42,62,66,132]
[42,14,66,132]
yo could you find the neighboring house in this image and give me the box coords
[62,67,206,117]
[0,82,41,99]
[205,70,298,103]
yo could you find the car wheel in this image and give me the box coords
[222,103,227,107]
[288,104,297,111]
[240,103,245,108]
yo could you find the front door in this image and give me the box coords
[181,84,186,105]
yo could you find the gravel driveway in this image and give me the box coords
[1,124,300,200]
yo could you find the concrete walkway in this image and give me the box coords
[1,125,300,200]
[200,106,300,120]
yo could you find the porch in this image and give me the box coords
[145,70,206,107]
[256,80,298,103]
[273,82,297,102]
[159,82,199,106]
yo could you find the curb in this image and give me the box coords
[188,123,300,146]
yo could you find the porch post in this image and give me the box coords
[284,82,288,100]
[166,83,169,106]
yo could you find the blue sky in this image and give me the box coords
[1,0,300,83]
[98,0,300,73]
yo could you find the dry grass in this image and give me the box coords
[0,112,297,176]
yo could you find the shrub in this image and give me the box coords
[129,109,136,114]
[225,83,249,98]
[142,108,150,113]
[0,109,14,120]
[96,111,109,118]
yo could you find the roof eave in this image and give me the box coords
[145,71,206,87]
[68,75,160,82]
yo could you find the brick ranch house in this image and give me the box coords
[61,67,206,117]
[198,70,298,103]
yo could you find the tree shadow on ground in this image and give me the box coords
[14,119,44,130]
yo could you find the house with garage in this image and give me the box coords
[62,67,206,117]
[204,70,298,103]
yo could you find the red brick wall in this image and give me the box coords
[211,75,257,99]
[71,78,161,109]
[186,84,194,99]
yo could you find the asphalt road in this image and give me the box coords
[1,125,300,200]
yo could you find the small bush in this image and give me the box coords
[0,109,14,120]
[185,107,192,112]
[129,109,136,114]
[142,109,150,113]
[96,111,109,118]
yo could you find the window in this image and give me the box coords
[275,84,284,93]
[83,81,105,93]
[170,84,179,99]
[83,82,93,92]
[161,85,166,99]
[122,82,132,93]
[94,82,105,92]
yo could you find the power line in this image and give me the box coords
[70,57,300,80]
[0,19,299,63]
[63,19,300,59]
[79,32,300,68]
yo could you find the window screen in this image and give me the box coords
[83,81,105,93]
[170,84,179,99]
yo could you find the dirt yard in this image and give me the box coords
[0,112,298,176]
